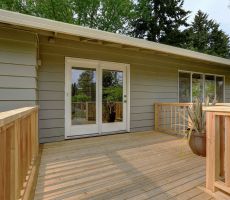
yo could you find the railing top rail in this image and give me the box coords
[203,105,230,113]
[155,102,230,108]
[154,102,192,106]
[0,106,38,127]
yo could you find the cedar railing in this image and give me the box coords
[0,106,39,200]
[204,106,230,196]
[155,103,192,136]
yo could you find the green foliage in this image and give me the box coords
[103,86,122,102]
[97,0,134,33]
[183,10,230,58]
[130,0,190,47]
[72,93,91,102]
[187,97,216,140]
[0,0,133,33]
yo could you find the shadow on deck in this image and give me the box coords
[34,131,214,200]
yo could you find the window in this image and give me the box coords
[216,76,224,102]
[205,75,215,101]
[192,73,203,101]
[179,72,191,102]
[179,71,224,103]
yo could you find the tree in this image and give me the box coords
[77,70,96,99]
[97,0,134,33]
[0,0,133,33]
[184,10,230,58]
[130,0,190,47]
[0,0,27,13]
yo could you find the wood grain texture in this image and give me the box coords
[0,106,39,200]
[34,131,212,200]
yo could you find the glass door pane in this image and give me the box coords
[205,75,215,101]
[102,69,123,123]
[216,76,224,102]
[192,73,203,101]
[71,67,96,125]
[179,72,191,102]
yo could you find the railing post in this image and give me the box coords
[206,112,216,192]
[220,116,225,178]
[155,103,159,131]
[33,109,39,158]
[0,127,6,200]
[10,120,20,200]
[225,116,230,187]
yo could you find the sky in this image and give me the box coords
[183,0,230,36]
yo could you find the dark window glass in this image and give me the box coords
[205,75,215,101]
[216,76,224,102]
[179,72,191,102]
[192,73,203,101]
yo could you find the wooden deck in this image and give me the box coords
[34,131,214,200]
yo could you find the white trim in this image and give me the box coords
[190,73,192,102]
[64,57,130,138]
[178,70,225,103]
[223,76,226,103]
[64,58,70,138]
[126,64,131,132]
[1,9,230,66]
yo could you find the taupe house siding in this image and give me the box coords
[0,27,230,143]
[38,35,230,143]
[0,28,37,112]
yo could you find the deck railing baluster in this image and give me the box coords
[154,103,191,136]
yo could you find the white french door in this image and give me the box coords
[65,57,130,138]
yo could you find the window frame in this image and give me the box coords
[178,70,225,103]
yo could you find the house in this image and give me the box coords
[0,9,230,199]
[0,9,230,143]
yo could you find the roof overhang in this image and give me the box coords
[0,9,230,66]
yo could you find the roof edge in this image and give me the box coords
[0,9,230,66]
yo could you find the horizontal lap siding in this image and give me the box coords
[38,53,65,142]
[0,28,37,112]
[38,36,230,143]
[130,66,178,132]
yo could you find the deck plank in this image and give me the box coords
[34,131,214,200]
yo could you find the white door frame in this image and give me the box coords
[65,57,130,139]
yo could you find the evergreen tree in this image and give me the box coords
[130,0,190,47]
[184,10,230,58]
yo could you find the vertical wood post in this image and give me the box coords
[170,106,173,130]
[0,128,6,200]
[225,116,230,187]
[219,116,225,177]
[154,104,159,131]
[14,120,20,199]
[206,112,216,192]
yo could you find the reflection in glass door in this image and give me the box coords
[101,66,127,133]
[71,67,96,125]
[65,58,129,137]
[102,70,123,123]
[66,62,99,137]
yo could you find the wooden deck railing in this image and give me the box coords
[155,103,192,136]
[204,106,230,196]
[0,106,39,200]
